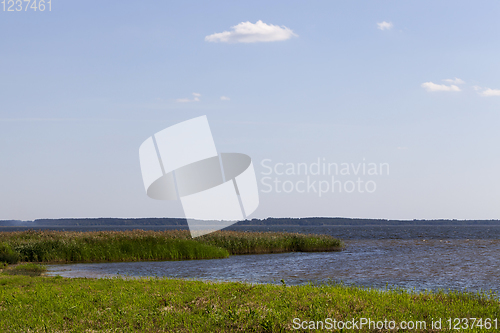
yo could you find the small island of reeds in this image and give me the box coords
[0,230,344,264]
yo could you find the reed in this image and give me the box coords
[0,230,343,264]
[197,230,344,254]
[0,230,228,263]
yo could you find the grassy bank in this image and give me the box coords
[0,272,498,332]
[0,230,343,264]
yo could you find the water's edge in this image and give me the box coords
[44,225,500,294]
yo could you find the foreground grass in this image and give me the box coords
[0,273,498,332]
[0,230,343,264]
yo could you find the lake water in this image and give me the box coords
[28,225,500,294]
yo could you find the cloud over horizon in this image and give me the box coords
[205,20,297,43]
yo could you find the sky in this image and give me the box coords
[1,1,500,221]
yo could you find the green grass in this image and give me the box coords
[0,273,498,332]
[0,230,343,264]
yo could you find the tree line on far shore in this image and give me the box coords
[1,217,500,227]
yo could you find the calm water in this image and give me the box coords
[35,225,500,293]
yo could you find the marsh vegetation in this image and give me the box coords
[0,230,343,264]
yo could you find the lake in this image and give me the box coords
[16,224,500,294]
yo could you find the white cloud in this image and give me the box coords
[176,92,201,103]
[479,88,500,97]
[220,96,230,101]
[377,21,393,30]
[205,20,297,43]
[421,79,500,96]
[421,82,461,92]
[442,78,465,85]
[471,86,500,96]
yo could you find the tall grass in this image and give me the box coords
[197,230,344,254]
[0,242,19,264]
[0,230,343,264]
[0,230,228,263]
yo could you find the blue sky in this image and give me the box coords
[1,1,500,221]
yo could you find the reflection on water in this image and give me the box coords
[46,236,500,294]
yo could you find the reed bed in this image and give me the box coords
[0,230,343,264]
[0,230,228,263]
[197,230,344,254]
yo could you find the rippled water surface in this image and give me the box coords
[44,225,500,293]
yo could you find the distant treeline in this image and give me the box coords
[1,217,500,227]
[240,217,500,226]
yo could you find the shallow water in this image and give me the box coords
[45,225,500,294]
